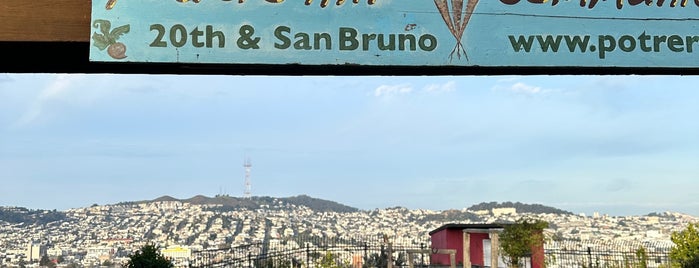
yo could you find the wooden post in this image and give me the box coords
[490,232,499,268]
[462,230,471,268]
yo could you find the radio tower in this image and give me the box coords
[243,157,252,199]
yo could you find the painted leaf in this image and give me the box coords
[110,25,131,41]
[93,20,112,37]
[92,33,110,51]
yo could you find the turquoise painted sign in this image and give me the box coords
[90,0,699,67]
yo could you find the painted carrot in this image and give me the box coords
[458,0,479,40]
[452,0,463,34]
[434,0,456,37]
[435,0,478,61]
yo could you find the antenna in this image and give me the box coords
[243,157,252,198]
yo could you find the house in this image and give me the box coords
[429,223,544,268]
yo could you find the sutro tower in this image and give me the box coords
[243,157,252,199]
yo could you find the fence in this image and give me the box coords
[191,237,674,268]
[544,240,673,268]
[190,235,432,268]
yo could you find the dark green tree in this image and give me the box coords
[393,252,406,267]
[125,243,174,268]
[363,246,389,268]
[317,251,341,268]
[499,218,548,268]
[40,254,56,268]
[634,246,648,268]
[670,222,699,268]
[40,255,51,266]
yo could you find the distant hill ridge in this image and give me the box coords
[468,201,573,215]
[142,194,359,213]
[4,198,690,227]
[144,196,572,215]
[0,207,68,225]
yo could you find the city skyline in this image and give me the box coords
[0,74,697,216]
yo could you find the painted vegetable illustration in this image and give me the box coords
[434,0,479,61]
[92,20,131,60]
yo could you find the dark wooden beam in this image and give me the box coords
[1,1,91,42]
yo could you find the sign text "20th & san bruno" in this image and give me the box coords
[149,24,438,52]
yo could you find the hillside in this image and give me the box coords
[0,207,68,225]
[468,201,573,215]
[142,194,359,213]
[417,209,482,224]
[282,195,358,213]
[137,196,574,215]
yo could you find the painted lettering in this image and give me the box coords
[176,0,378,8]
[339,27,437,52]
[273,26,332,50]
[149,24,225,48]
[503,0,699,9]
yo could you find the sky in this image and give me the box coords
[0,74,697,217]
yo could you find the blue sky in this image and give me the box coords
[0,74,697,216]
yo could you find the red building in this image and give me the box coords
[429,223,544,268]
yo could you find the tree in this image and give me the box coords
[634,246,649,268]
[670,222,699,268]
[364,245,389,268]
[499,218,548,268]
[393,252,406,267]
[317,251,342,268]
[40,254,56,268]
[125,243,174,268]
[40,255,51,266]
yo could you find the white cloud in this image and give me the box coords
[374,84,413,97]
[510,82,543,94]
[492,80,553,96]
[423,81,456,93]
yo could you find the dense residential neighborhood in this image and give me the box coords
[0,196,694,267]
